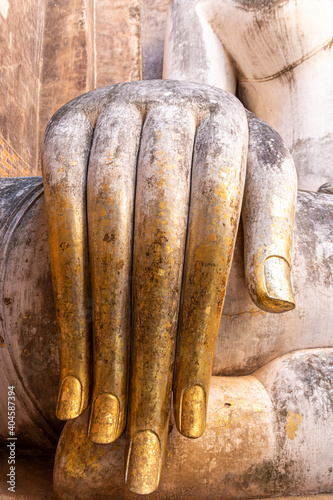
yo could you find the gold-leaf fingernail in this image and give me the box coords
[180,385,206,438]
[88,394,119,444]
[126,430,161,494]
[56,376,82,420]
[264,256,295,312]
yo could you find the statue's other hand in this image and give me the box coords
[42,80,296,495]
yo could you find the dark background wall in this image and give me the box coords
[0,0,172,177]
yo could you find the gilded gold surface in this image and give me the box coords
[45,154,92,422]
[88,394,120,444]
[87,105,142,443]
[57,376,82,420]
[286,410,302,440]
[127,105,196,493]
[181,385,206,438]
[126,431,161,494]
[173,112,248,438]
[264,256,295,311]
[42,81,297,496]
[243,112,297,315]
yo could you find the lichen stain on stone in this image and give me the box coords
[285,410,302,440]
[238,458,303,495]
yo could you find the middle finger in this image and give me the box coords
[126,104,196,495]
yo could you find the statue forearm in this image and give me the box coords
[164,0,333,191]
[163,0,236,93]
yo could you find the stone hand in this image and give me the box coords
[42,80,296,494]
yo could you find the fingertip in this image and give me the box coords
[251,256,295,313]
[179,385,206,439]
[88,394,120,444]
[56,376,83,420]
[125,430,161,495]
[264,256,295,311]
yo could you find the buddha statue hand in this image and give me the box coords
[42,79,296,494]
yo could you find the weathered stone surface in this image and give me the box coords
[0,177,62,451]
[318,181,333,195]
[214,189,333,375]
[52,349,333,499]
[164,0,333,191]
[41,81,251,487]
[0,2,331,497]
[0,174,332,449]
